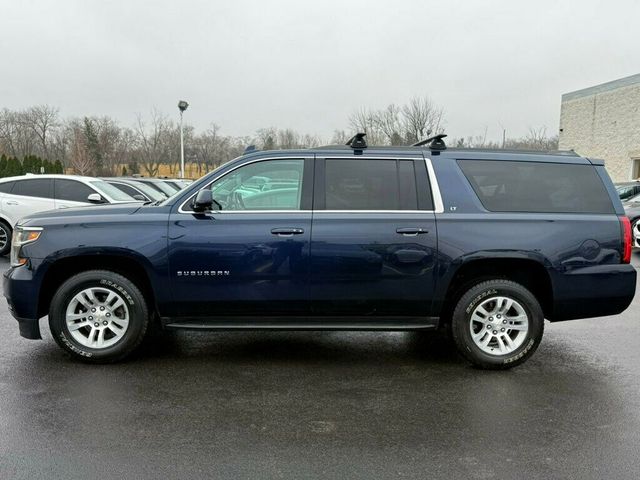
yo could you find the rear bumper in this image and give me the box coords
[551,264,637,321]
[3,265,42,339]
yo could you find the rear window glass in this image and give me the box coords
[324,159,425,210]
[458,160,614,214]
[12,179,53,198]
[0,181,15,193]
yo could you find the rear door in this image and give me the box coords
[1,178,55,224]
[309,155,439,317]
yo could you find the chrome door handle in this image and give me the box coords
[5,201,19,205]
[58,205,70,209]
[396,227,428,236]
[271,227,304,236]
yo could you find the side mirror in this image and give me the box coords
[133,194,146,201]
[192,189,214,212]
[87,193,105,204]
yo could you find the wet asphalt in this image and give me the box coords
[0,254,639,480]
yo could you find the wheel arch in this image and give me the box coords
[38,250,159,319]
[437,256,554,322]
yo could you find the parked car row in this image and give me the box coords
[0,174,190,255]
[622,193,640,248]
[615,181,640,249]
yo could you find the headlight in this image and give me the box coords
[10,226,43,267]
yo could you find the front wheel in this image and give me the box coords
[49,270,149,363]
[451,279,544,369]
[0,221,12,256]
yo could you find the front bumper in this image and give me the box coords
[3,265,42,339]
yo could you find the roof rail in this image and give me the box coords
[346,133,367,149]
[412,134,447,150]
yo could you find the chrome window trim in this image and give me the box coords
[177,154,445,215]
[424,157,444,214]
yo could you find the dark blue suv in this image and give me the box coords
[3,135,636,368]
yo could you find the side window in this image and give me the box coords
[55,179,96,203]
[0,181,15,193]
[458,160,614,214]
[12,179,53,198]
[208,159,305,211]
[324,159,421,210]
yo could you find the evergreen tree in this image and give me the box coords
[22,155,32,173]
[54,160,64,174]
[83,117,102,174]
[42,159,52,173]
[6,157,24,176]
[122,166,127,176]
[0,154,7,177]
[32,156,43,174]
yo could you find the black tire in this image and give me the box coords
[451,279,544,369]
[49,270,149,363]
[0,221,12,256]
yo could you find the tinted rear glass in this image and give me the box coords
[0,181,15,193]
[324,159,422,210]
[12,179,53,198]
[458,160,614,214]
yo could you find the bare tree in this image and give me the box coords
[68,126,94,175]
[375,104,404,145]
[24,105,59,158]
[348,107,385,145]
[401,96,445,144]
[134,110,173,177]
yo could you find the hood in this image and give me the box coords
[19,203,143,226]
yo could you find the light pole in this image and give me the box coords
[178,100,189,178]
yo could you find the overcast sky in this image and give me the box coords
[2,0,639,142]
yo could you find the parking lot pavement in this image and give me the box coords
[0,255,639,480]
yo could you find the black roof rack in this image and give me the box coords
[346,133,367,149]
[412,134,447,150]
[243,145,258,155]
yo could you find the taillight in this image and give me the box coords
[620,216,632,264]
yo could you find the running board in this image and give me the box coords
[162,316,439,331]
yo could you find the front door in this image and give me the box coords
[168,157,313,319]
[310,156,438,317]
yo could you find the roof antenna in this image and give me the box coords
[413,134,447,150]
[346,133,367,149]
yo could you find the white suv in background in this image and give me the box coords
[0,174,138,255]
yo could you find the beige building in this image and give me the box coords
[559,73,640,182]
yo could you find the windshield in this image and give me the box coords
[144,180,176,196]
[90,180,138,202]
[127,181,167,201]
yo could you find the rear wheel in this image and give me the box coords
[49,270,149,363]
[451,279,544,369]
[0,221,12,256]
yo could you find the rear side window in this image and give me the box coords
[55,179,96,203]
[458,160,614,214]
[324,159,430,210]
[0,181,15,193]
[12,179,53,198]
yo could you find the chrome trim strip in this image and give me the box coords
[424,157,444,214]
[177,154,445,215]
